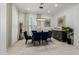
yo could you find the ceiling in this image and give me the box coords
[14,3,78,15]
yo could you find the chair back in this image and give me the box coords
[32,32,41,41]
[42,32,49,40]
[32,31,37,33]
[24,31,28,38]
[48,31,52,38]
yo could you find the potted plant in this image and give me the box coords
[62,27,73,44]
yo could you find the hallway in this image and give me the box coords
[7,38,79,55]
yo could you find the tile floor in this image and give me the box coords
[7,38,79,55]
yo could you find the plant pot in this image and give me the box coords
[67,38,71,44]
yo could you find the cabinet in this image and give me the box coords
[52,30,66,42]
[52,30,74,45]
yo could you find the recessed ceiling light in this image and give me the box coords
[39,6,43,9]
[27,8,30,10]
[48,10,50,13]
[54,4,58,7]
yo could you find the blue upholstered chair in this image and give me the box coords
[48,31,52,40]
[41,32,49,44]
[32,32,41,46]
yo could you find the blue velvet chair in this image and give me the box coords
[48,31,52,40]
[41,32,49,44]
[32,32,41,46]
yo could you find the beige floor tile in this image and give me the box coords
[7,38,79,55]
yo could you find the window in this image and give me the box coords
[28,17,37,35]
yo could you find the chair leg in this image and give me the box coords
[46,40,48,44]
[33,41,35,46]
[31,40,33,43]
[50,38,51,40]
[49,38,51,41]
[39,41,40,45]
[25,39,27,44]
[42,40,43,44]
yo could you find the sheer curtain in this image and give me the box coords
[28,18,37,36]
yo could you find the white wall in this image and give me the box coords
[0,3,7,54]
[0,4,24,51]
[18,11,24,24]
[6,3,12,49]
[51,4,79,47]
[18,11,25,32]
[12,5,19,45]
[24,14,28,31]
